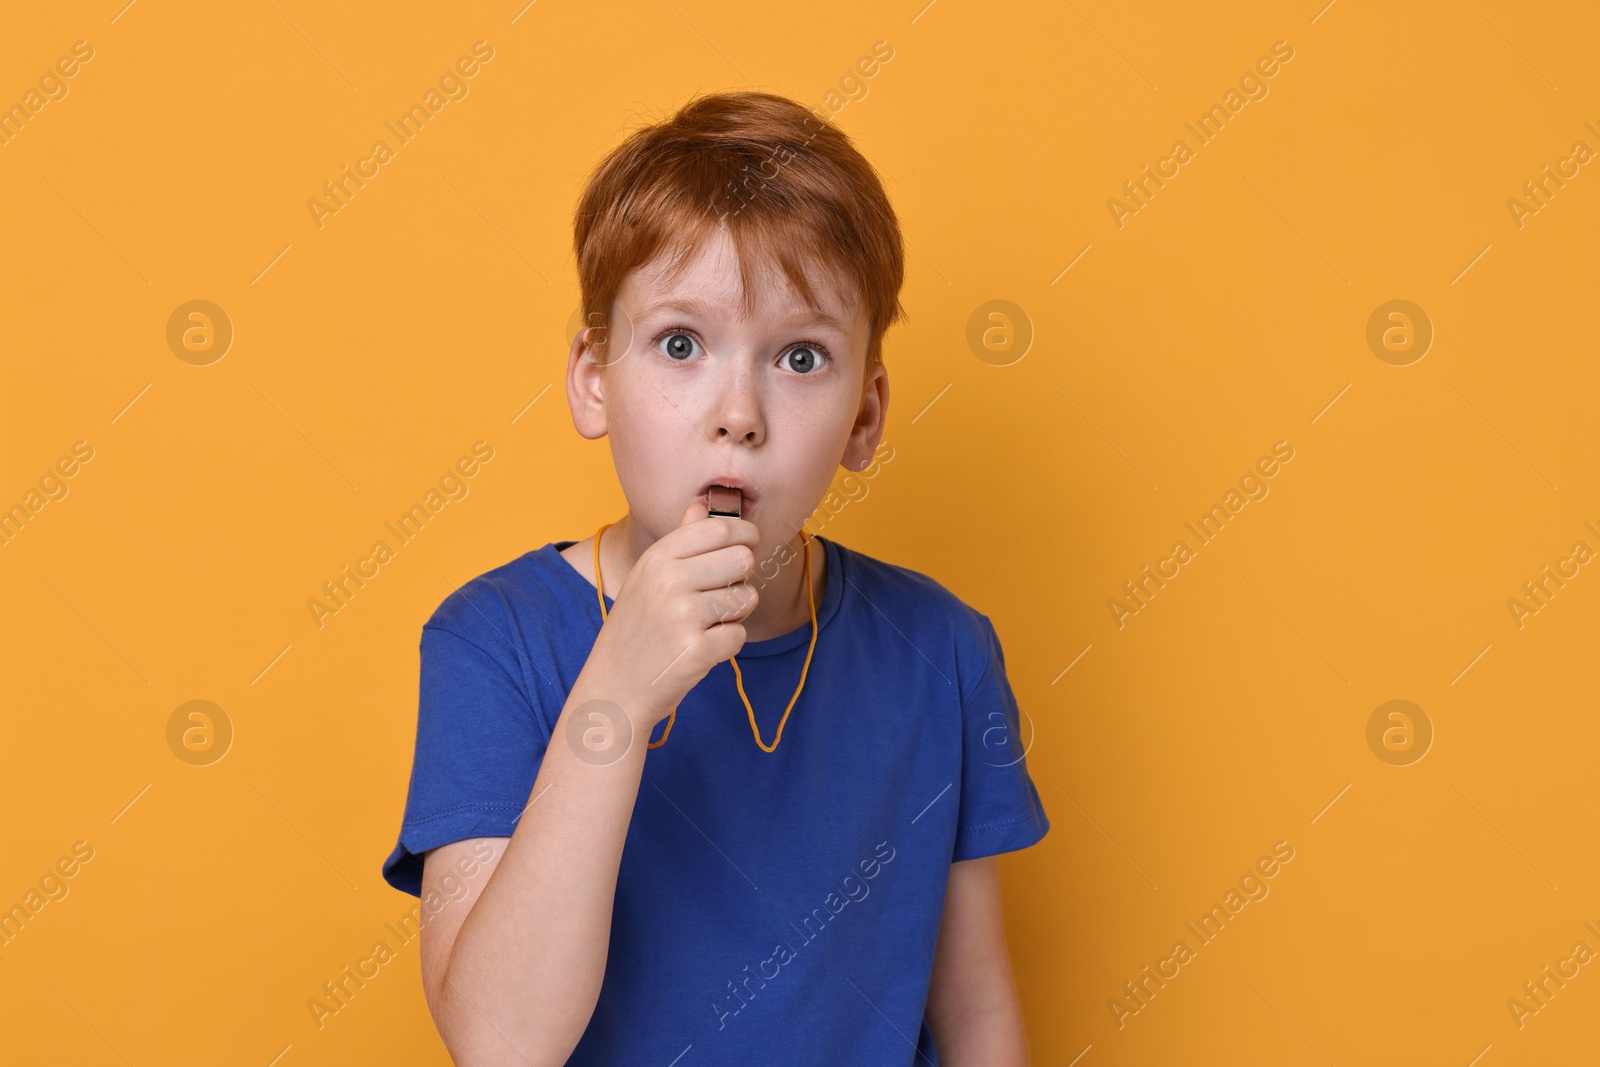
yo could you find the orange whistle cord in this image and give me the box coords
[591,520,817,753]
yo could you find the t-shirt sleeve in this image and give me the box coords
[952,614,1051,862]
[380,595,552,897]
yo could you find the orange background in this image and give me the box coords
[3,1,1598,1064]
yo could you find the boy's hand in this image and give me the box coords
[590,500,760,729]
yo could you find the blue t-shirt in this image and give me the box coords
[381,534,1049,1065]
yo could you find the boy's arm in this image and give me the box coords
[416,669,657,1067]
[924,855,1032,1067]
[409,503,758,1065]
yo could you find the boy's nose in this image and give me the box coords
[711,366,764,444]
[716,410,762,444]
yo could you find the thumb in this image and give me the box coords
[681,498,709,528]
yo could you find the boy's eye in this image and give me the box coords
[781,345,827,374]
[661,332,697,360]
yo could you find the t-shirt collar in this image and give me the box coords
[545,533,845,658]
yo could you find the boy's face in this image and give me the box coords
[567,226,888,557]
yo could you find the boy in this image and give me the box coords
[381,89,1050,1066]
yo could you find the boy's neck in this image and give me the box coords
[601,513,823,645]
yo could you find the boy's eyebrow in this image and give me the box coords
[635,296,853,336]
[634,297,718,321]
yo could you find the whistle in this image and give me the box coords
[707,485,743,518]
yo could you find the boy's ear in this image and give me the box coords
[566,326,609,440]
[841,360,889,471]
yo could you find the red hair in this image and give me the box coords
[572,90,906,382]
